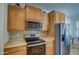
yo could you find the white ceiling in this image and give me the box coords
[28,3,79,20]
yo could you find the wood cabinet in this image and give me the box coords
[42,12,48,31]
[8,5,25,31]
[48,10,65,37]
[4,45,27,55]
[41,37,55,55]
[25,5,42,22]
[35,8,43,21]
[48,12,55,37]
[48,10,65,24]
[46,40,55,55]
[8,5,43,31]
[60,13,65,23]
[54,12,61,23]
[25,5,35,21]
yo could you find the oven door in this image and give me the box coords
[27,44,46,55]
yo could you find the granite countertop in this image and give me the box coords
[40,36,54,41]
[4,38,27,48]
[4,36,54,49]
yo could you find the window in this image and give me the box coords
[76,21,79,37]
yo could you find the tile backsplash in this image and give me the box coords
[9,31,25,39]
[9,30,41,39]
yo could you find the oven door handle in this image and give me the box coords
[28,42,45,47]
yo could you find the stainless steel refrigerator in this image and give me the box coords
[54,23,70,55]
[65,24,71,55]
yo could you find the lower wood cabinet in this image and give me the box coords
[46,40,55,55]
[5,51,26,55]
[4,41,54,55]
[4,45,27,55]
[46,45,54,55]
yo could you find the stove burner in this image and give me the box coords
[25,37,45,45]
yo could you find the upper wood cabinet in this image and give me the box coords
[25,5,35,21]
[53,11,61,23]
[35,8,43,22]
[42,12,48,31]
[48,12,55,37]
[25,5,42,22]
[8,5,25,31]
[48,10,65,23]
[48,10,65,37]
[60,13,65,23]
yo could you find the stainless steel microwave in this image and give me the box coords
[25,21,42,30]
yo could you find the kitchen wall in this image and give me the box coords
[65,17,71,35]
[3,3,9,45]
[0,3,4,55]
[0,3,8,55]
[70,19,79,38]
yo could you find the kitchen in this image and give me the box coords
[4,4,55,55]
[0,3,79,55]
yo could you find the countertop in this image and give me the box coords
[40,36,54,41]
[4,36,54,49]
[4,38,27,48]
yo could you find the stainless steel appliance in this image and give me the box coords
[55,23,70,55]
[65,24,71,55]
[25,21,42,30]
[25,33,46,55]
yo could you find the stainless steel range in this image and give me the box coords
[25,33,46,55]
[25,37,46,47]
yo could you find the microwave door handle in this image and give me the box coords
[41,24,42,28]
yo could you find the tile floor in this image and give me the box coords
[70,43,79,55]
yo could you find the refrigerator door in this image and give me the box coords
[55,23,61,55]
[65,24,71,55]
[55,23,65,55]
[60,23,65,55]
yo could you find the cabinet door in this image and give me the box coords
[26,6,42,22]
[60,13,65,23]
[4,45,26,55]
[35,8,42,22]
[8,5,25,31]
[8,5,16,31]
[26,6,36,21]
[46,40,55,55]
[15,7,25,30]
[42,13,48,31]
[54,12,61,23]
[48,13,54,37]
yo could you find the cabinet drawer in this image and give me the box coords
[5,51,26,55]
[4,47,16,54]
[15,51,26,55]
[15,45,26,51]
[4,45,26,54]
